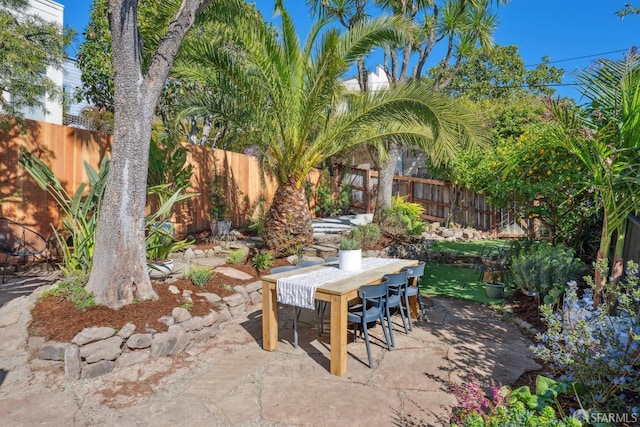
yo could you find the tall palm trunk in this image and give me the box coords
[374,141,401,220]
[264,179,313,257]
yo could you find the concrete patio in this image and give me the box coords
[0,270,540,426]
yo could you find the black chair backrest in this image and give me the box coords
[0,217,47,256]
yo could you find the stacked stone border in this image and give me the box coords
[34,280,262,380]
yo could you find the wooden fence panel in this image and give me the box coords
[344,167,510,234]
[1,120,111,236]
[1,119,320,238]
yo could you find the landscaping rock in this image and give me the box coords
[151,325,189,358]
[81,360,115,379]
[158,315,175,327]
[168,285,180,294]
[117,323,136,339]
[172,307,192,323]
[115,351,150,368]
[180,316,206,332]
[37,342,68,361]
[64,345,81,380]
[202,311,217,327]
[126,333,152,349]
[216,267,253,280]
[71,326,116,346]
[80,336,123,363]
[197,292,222,304]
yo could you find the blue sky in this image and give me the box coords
[59,1,638,102]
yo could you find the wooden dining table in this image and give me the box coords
[261,258,418,376]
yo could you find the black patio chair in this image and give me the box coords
[0,217,49,283]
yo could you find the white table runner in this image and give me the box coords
[276,257,398,309]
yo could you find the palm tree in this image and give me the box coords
[545,51,640,301]
[178,0,480,256]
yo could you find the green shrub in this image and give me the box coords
[336,182,352,213]
[352,223,381,249]
[246,195,267,236]
[377,195,427,242]
[509,241,584,304]
[390,195,426,235]
[227,249,246,264]
[40,274,96,311]
[145,220,193,261]
[338,236,361,250]
[251,251,274,271]
[188,265,213,287]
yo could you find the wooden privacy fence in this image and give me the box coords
[344,167,530,236]
[1,120,111,237]
[0,119,319,238]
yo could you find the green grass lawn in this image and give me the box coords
[419,262,510,305]
[412,239,515,305]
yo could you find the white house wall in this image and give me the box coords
[23,0,65,124]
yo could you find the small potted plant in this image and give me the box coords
[338,236,362,271]
[485,271,506,299]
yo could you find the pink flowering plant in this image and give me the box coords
[450,373,581,426]
[449,373,507,424]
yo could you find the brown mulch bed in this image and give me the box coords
[29,256,290,343]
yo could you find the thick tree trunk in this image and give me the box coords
[86,104,156,308]
[86,0,207,308]
[264,180,313,257]
[373,141,400,221]
[86,1,157,308]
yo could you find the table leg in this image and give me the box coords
[329,294,348,376]
[262,281,278,351]
[408,277,418,320]
[409,294,418,320]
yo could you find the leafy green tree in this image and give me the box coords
[307,0,370,91]
[85,0,215,308]
[442,96,596,253]
[181,0,480,256]
[0,0,72,130]
[431,45,564,101]
[75,0,112,111]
